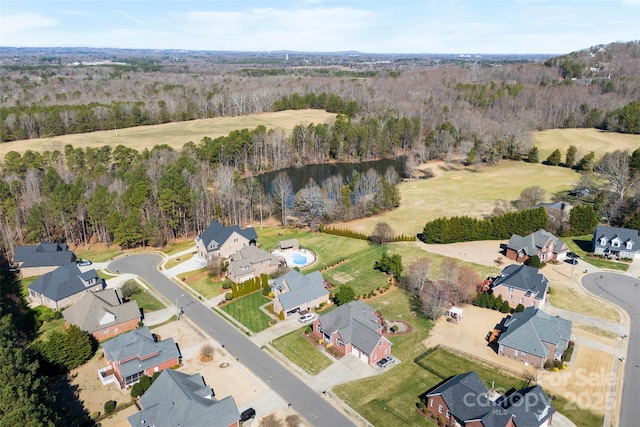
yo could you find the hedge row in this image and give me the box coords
[421,207,548,244]
[231,274,269,298]
[320,225,417,242]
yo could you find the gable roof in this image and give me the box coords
[102,327,180,379]
[507,229,567,256]
[63,289,140,333]
[534,201,571,212]
[426,372,555,427]
[497,307,572,358]
[278,238,299,248]
[28,263,101,301]
[490,264,548,297]
[229,246,282,276]
[593,225,640,249]
[317,300,385,354]
[272,270,329,312]
[13,241,76,267]
[196,221,257,250]
[128,369,240,427]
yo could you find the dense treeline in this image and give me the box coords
[421,207,548,244]
[604,101,640,134]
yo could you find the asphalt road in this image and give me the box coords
[582,272,640,426]
[110,254,357,427]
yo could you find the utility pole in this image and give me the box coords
[176,294,184,319]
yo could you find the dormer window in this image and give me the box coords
[599,237,607,245]
[626,241,634,249]
[612,239,620,248]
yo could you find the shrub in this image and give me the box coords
[437,416,444,426]
[562,346,574,362]
[138,321,144,327]
[279,311,285,321]
[131,382,144,398]
[139,375,151,392]
[390,325,399,333]
[200,343,215,359]
[416,401,426,410]
[222,281,232,289]
[225,292,233,301]
[104,400,117,414]
[151,371,161,383]
[500,301,511,313]
[515,303,525,313]
[53,310,63,320]
[305,326,312,334]
[121,280,140,298]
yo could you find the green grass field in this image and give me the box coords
[272,328,333,375]
[533,128,640,160]
[220,292,272,333]
[130,289,166,313]
[182,269,225,299]
[72,246,123,263]
[1,109,336,158]
[162,240,196,256]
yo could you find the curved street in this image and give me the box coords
[110,254,357,427]
[582,272,640,427]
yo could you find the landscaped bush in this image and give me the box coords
[515,303,525,313]
[305,326,312,334]
[390,325,399,333]
[121,280,140,298]
[562,343,575,362]
[104,400,117,414]
[500,301,511,313]
[131,382,143,398]
[225,292,233,301]
[53,310,64,320]
[222,281,232,289]
[279,311,285,321]
[139,375,151,392]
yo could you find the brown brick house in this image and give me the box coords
[489,264,548,309]
[311,300,392,365]
[505,229,568,263]
[496,307,572,368]
[100,327,181,389]
[424,371,555,426]
[62,289,141,341]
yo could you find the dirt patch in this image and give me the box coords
[331,272,355,284]
[416,240,514,268]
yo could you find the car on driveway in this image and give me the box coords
[565,257,579,265]
[376,355,397,368]
[77,260,92,266]
[299,313,316,323]
[239,408,256,422]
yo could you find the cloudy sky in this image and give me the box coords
[1,0,639,54]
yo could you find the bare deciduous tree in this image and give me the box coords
[596,150,639,208]
[271,172,293,226]
[450,266,480,306]
[421,280,449,320]
[404,257,432,296]
[370,221,395,245]
[517,186,546,210]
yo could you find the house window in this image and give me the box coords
[522,352,527,357]
[438,405,443,414]
[378,341,382,346]
[515,349,519,356]
[612,240,620,247]
[520,298,524,304]
[446,410,450,419]
[373,354,377,361]
[234,238,238,243]
[384,349,388,355]
[508,286,514,292]
[336,338,343,347]
[626,241,633,249]
[103,328,109,334]
[600,238,606,245]
[430,399,433,407]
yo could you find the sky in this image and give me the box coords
[1,0,639,54]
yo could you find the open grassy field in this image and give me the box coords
[533,128,640,160]
[0,109,336,158]
[333,160,582,236]
[548,282,620,322]
[130,288,165,313]
[220,292,272,333]
[272,328,333,375]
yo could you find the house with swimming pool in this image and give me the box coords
[227,245,284,283]
[271,269,330,317]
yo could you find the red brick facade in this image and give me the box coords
[491,285,545,309]
[90,317,140,342]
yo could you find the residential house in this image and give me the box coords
[100,327,181,389]
[424,371,555,426]
[13,241,77,277]
[128,369,240,427]
[271,269,330,316]
[533,201,573,224]
[312,300,392,365]
[63,289,141,341]
[27,263,106,310]
[195,221,257,261]
[593,225,640,259]
[569,188,589,198]
[227,246,284,283]
[496,307,572,368]
[505,229,568,263]
[489,264,548,309]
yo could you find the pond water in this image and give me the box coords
[252,156,407,194]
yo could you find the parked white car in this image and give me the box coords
[299,313,316,323]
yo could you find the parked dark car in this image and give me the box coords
[78,260,92,266]
[240,408,256,422]
[565,257,579,265]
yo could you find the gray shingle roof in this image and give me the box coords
[102,327,180,379]
[278,238,299,249]
[426,372,555,426]
[62,289,140,333]
[28,263,102,301]
[228,246,282,278]
[196,221,257,250]
[317,300,385,354]
[128,369,240,427]
[13,241,76,267]
[507,229,567,256]
[272,270,329,312]
[497,307,572,358]
[593,225,640,252]
[490,264,548,297]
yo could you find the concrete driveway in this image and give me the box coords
[582,272,640,427]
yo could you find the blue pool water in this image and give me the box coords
[291,254,308,265]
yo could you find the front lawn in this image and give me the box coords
[272,328,333,375]
[164,252,195,270]
[182,268,224,299]
[129,288,166,313]
[220,292,272,333]
[73,246,123,263]
[162,239,195,255]
[548,284,619,323]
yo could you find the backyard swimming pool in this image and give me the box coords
[271,248,316,268]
